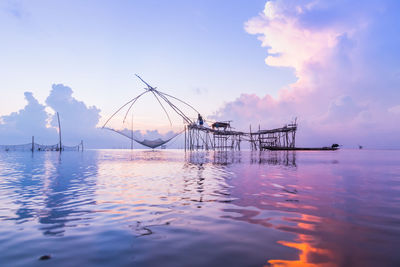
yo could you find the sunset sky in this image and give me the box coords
[0,0,399,148]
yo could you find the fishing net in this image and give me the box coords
[0,143,81,152]
[102,75,200,149]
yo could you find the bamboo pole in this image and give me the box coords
[131,113,134,150]
[57,112,62,152]
[249,125,253,151]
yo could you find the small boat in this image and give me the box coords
[262,144,340,151]
[263,147,339,151]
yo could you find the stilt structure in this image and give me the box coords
[249,120,297,151]
[185,123,244,151]
[185,119,298,151]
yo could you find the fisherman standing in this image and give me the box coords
[198,114,204,126]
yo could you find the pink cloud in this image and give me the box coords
[213,0,400,148]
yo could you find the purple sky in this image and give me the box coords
[0,0,399,148]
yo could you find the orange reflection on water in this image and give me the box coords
[268,214,334,267]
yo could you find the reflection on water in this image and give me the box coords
[268,214,335,267]
[0,149,399,266]
[0,152,98,236]
[186,150,296,167]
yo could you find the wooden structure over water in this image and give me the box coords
[249,122,297,151]
[185,123,245,151]
[185,120,298,151]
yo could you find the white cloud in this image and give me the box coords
[0,91,55,144]
[45,84,101,140]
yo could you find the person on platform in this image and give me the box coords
[198,114,204,126]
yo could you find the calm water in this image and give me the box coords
[0,149,399,266]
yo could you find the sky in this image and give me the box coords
[0,0,399,148]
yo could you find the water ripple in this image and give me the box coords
[0,149,399,266]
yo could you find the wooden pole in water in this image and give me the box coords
[32,136,34,152]
[81,140,84,151]
[249,125,253,150]
[131,113,134,150]
[57,112,62,152]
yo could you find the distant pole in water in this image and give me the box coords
[32,136,34,152]
[81,140,84,151]
[131,113,134,150]
[184,125,186,151]
[249,125,253,150]
[57,112,62,152]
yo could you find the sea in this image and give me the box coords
[0,149,399,267]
